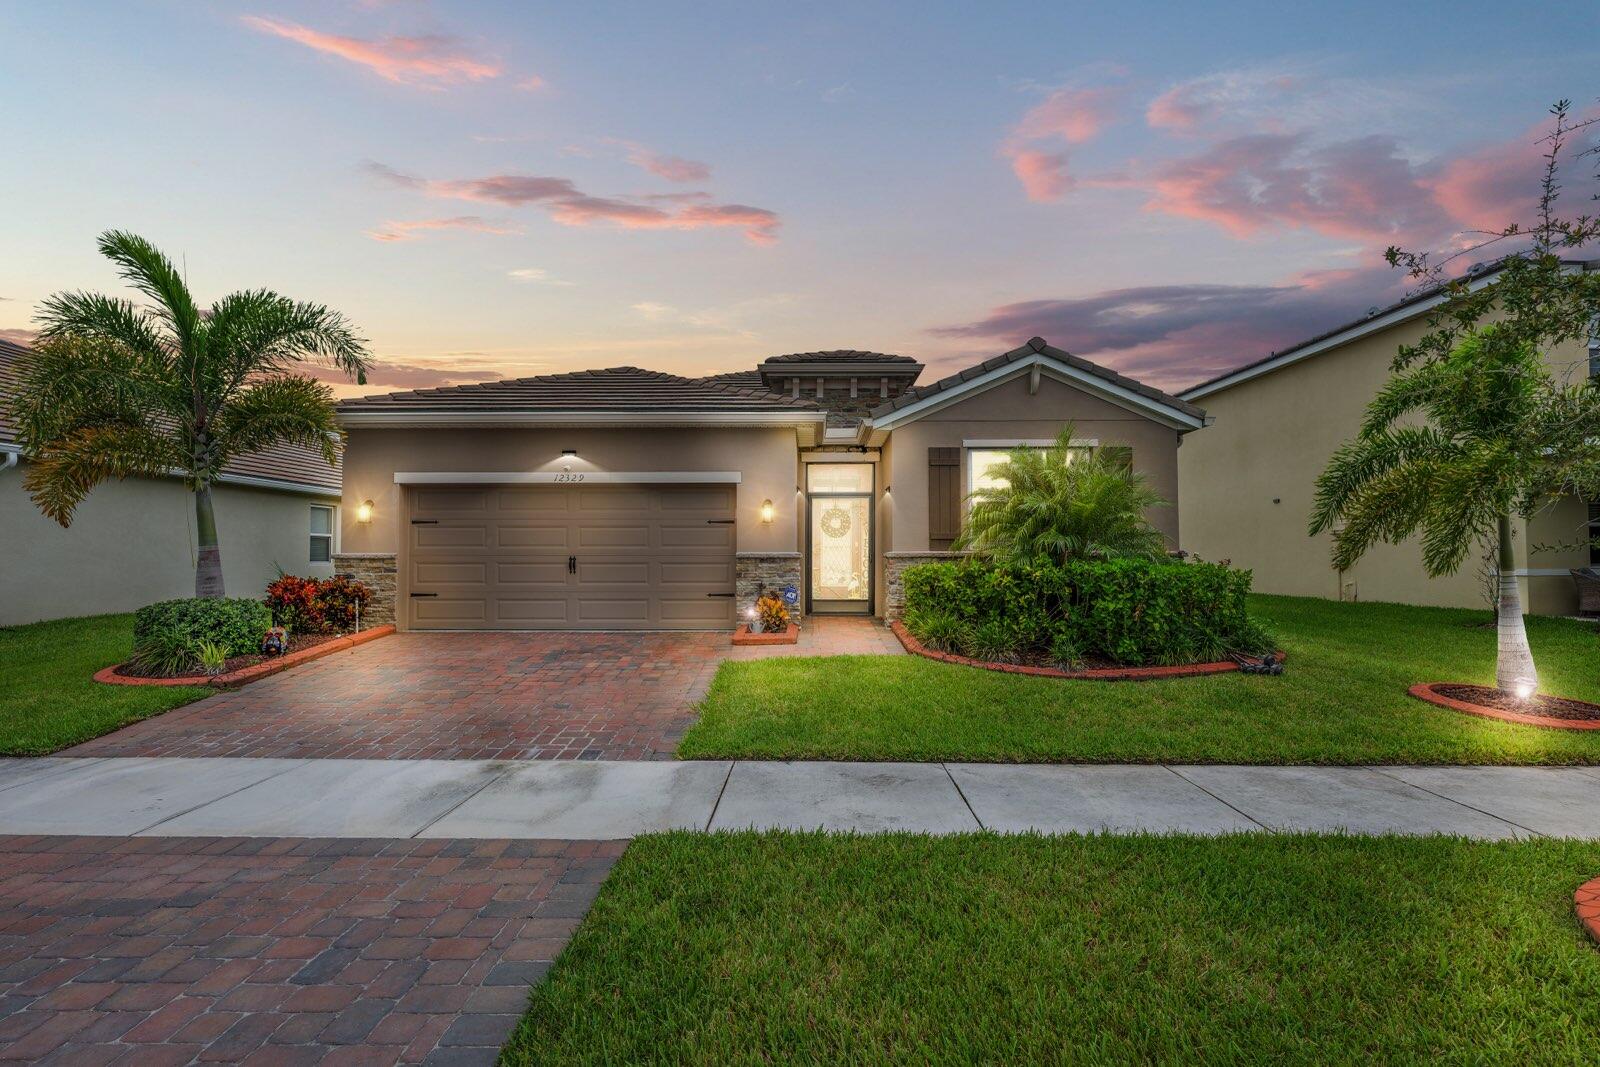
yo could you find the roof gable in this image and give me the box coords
[868,337,1205,431]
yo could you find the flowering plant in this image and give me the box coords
[756,592,789,632]
[265,575,322,634]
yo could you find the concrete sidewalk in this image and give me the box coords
[5,758,1600,839]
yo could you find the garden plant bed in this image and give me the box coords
[1411,682,1600,731]
[889,619,1278,681]
[95,625,395,688]
[732,623,799,645]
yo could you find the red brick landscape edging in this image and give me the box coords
[889,620,1278,681]
[1408,682,1600,731]
[1577,876,1600,946]
[94,625,396,689]
[732,622,800,645]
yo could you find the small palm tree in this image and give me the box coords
[955,426,1168,564]
[1310,325,1600,694]
[9,231,370,597]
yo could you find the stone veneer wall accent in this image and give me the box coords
[736,552,805,621]
[333,553,398,628]
[884,550,969,619]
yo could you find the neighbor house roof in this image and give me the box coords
[868,337,1205,430]
[0,337,341,496]
[337,366,823,415]
[1179,257,1598,401]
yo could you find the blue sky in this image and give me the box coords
[2,1,1596,394]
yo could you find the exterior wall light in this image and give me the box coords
[760,499,775,524]
[356,500,374,524]
[561,449,578,456]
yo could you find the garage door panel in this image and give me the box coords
[578,560,651,584]
[579,525,650,548]
[414,525,489,548]
[661,561,734,586]
[660,523,735,548]
[414,561,487,585]
[409,484,738,630]
[414,489,488,512]
[495,598,571,623]
[661,598,735,624]
[497,525,570,549]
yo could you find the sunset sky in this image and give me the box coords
[3,1,1597,396]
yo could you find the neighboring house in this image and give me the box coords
[335,338,1206,630]
[0,339,342,627]
[1177,261,1599,617]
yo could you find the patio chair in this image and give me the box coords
[1572,568,1600,615]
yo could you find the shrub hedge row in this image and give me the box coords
[133,597,272,659]
[901,558,1272,667]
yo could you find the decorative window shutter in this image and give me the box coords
[928,447,961,550]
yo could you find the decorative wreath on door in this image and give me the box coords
[819,505,853,539]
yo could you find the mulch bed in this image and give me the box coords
[889,620,1281,682]
[95,626,396,689]
[112,633,342,679]
[1577,876,1600,948]
[1409,682,1600,731]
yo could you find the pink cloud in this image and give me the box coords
[365,216,522,242]
[1008,150,1072,202]
[1428,119,1555,234]
[1012,88,1119,145]
[1146,84,1211,131]
[1001,86,1119,202]
[622,144,712,183]
[515,75,546,91]
[241,15,505,88]
[367,163,781,244]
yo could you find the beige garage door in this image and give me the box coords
[406,484,737,630]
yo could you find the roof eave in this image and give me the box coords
[336,409,827,428]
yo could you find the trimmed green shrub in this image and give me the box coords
[130,630,199,677]
[963,619,1020,664]
[903,609,971,654]
[1048,628,1082,670]
[902,557,1270,667]
[133,597,270,659]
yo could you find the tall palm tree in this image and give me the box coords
[956,425,1168,564]
[9,231,370,597]
[1310,325,1600,694]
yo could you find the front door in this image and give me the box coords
[806,463,873,614]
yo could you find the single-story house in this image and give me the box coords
[335,338,1207,630]
[0,339,342,627]
[1177,260,1599,617]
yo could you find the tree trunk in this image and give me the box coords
[194,482,225,598]
[1494,514,1537,694]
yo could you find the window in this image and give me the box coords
[1590,500,1600,566]
[807,463,873,493]
[309,505,334,563]
[967,444,1099,493]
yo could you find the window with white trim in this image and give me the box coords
[309,505,334,563]
[1589,499,1600,566]
[967,444,1099,493]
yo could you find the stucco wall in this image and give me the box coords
[338,427,804,619]
[1178,320,1588,614]
[885,372,1185,551]
[2,461,335,626]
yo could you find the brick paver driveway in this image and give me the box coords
[71,619,901,762]
[0,835,618,1065]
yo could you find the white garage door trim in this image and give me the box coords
[395,471,742,484]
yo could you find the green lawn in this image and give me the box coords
[0,614,209,754]
[503,832,1600,1064]
[680,595,1600,764]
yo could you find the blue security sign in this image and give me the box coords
[781,584,799,605]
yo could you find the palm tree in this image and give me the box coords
[955,425,1168,564]
[9,231,370,597]
[1310,325,1600,694]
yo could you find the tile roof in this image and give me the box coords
[869,337,1205,422]
[337,365,822,413]
[0,338,340,495]
[760,349,921,365]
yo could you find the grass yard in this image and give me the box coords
[504,832,1600,1064]
[0,614,209,754]
[680,595,1600,764]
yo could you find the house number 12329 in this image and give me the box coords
[553,472,586,482]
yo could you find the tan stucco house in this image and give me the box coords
[1177,261,1599,617]
[1,339,342,627]
[334,338,1206,631]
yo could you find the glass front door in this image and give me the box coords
[807,464,873,614]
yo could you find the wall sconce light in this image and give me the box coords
[760,499,775,524]
[356,499,374,524]
[884,485,891,494]
[561,449,578,457]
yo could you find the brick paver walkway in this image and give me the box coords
[0,836,618,1065]
[71,619,901,762]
